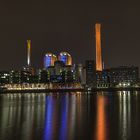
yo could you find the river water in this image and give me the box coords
[0,91,140,140]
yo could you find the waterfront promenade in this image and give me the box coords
[1,83,140,93]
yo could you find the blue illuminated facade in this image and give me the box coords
[44,53,57,68]
[59,52,72,65]
[44,55,51,68]
[60,55,67,65]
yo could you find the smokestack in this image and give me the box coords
[27,40,31,67]
[95,23,103,71]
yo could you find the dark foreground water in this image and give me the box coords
[0,91,140,140]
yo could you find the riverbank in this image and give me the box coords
[93,87,140,92]
[0,88,85,94]
[1,87,140,94]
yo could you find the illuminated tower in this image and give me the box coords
[58,52,72,65]
[44,53,57,68]
[95,23,103,71]
[27,40,31,67]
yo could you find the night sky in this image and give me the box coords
[0,0,140,70]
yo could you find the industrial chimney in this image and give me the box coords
[27,40,31,67]
[95,23,103,71]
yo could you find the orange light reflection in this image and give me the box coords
[95,95,107,140]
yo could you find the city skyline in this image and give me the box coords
[0,34,139,71]
[1,2,140,140]
[0,1,140,70]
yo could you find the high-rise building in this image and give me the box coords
[54,60,65,75]
[58,52,72,65]
[75,64,86,84]
[38,69,50,83]
[95,23,103,71]
[9,71,21,83]
[0,71,10,84]
[96,66,139,88]
[44,53,57,68]
[85,60,96,87]
[20,69,32,83]
[109,66,139,85]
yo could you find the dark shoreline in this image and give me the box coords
[0,88,85,94]
[1,87,140,94]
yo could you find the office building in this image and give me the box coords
[85,60,96,87]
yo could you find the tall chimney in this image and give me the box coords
[27,40,31,67]
[95,23,103,71]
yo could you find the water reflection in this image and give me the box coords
[43,94,77,140]
[0,94,46,140]
[0,92,140,140]
[59,95,68,140]
[67,95,76,140]
[43,96,54,140]
[118,91,131,140]
[95,93,108,140]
